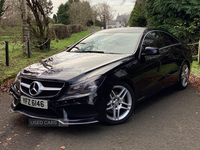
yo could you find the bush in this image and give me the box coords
[50,25,70,40]
[50,24,87,40]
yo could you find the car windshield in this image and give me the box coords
[70,32,141,54]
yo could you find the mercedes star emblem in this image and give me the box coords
[29,81,42,96]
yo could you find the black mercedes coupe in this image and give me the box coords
[10,27,192,125]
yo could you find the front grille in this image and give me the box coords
[20,78,65,98]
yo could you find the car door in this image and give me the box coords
[132,31,164,99]
[159,31,181,87]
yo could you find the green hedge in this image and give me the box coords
[50,24,87,40]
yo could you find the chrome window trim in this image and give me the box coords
[139,30,181,59]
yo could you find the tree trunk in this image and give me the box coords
[22,0,30,54]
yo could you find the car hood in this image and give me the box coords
[22,51,130,81]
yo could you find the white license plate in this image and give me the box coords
[21,96,48,109]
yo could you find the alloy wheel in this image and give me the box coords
[106,83,134,124]
[181,63,189,88]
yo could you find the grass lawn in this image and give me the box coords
[191,61,200,76]
[0,30,91,85]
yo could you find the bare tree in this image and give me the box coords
[25,0,53,50]
[1,0,22,26]
[0,0,8,22]
[91,5,98,26]
[21,0,30,53]
[38,0,53,17]
[94,2,115,29]
[68,1,92,26]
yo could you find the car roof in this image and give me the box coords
[99,27,147,33]
[97,27,172,34]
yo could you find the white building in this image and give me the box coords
[106,14,130,29]
[116,15,130,28]
[106,20,116,29]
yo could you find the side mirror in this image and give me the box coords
[144,47,159,55]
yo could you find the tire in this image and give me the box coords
[178,62,190,89]
[106,82,135,125]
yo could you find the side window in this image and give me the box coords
[142,31,164,51]
[160,32,179,46]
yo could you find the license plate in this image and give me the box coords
[21,96,48,109]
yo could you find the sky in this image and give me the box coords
[51,0,135,19]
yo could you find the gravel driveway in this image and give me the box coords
[0,84,200,150]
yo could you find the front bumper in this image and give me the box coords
[10,89,104,126]
[11,103,98,126]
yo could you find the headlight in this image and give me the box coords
[67,75,105,96]
[14,71,21,83]
[12,71,21,94]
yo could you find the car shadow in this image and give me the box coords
[133,83,183,115]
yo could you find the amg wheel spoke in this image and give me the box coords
[111,90,117,97]
[185,68,189,74]
[109,94,114,100]
[184,78,187,84]
[107,105,113,111]
[117,108,120,120]
[122,101,131,106]
[107,100,112,106]
[186,76,189,81]
[109,93,114,102]
[121,106,130,110]
[113,107,116,119]
[181,72,185,78]
[120,89,128,100]
[181,76,185,80]
[117,88,126,98]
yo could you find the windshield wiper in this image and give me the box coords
[83,51,104,53]
[70,50,104,53]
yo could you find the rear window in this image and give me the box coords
[160,32,180,46]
